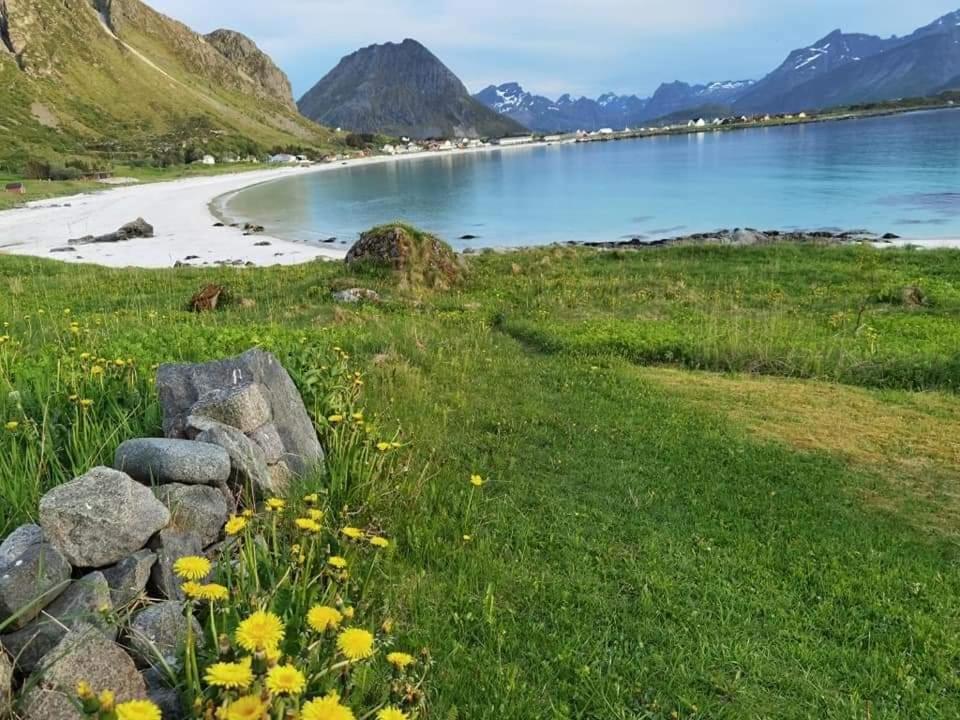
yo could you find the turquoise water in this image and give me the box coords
[222,108,960,249]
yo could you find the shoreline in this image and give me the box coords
[1,110,960,267]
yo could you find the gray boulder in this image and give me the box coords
[153,484,228,547]
[127,601,199,668]
[191,383,272,433]
[148,530,205,601]
[249,423,284,465]
[332,288,382,304]
[39,467,171,568]
[21,625,146,719]
[0,542,71,630]
[143,667,184,719]
[1,572,114,674]
[115,438,231,486]
[102,550,157,607]
[195,422,273,498]
[0,524,43,567]
[157,349,323,476]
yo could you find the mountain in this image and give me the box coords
[475,80,754,132]
[0,0,338,171]
[735,11,960,113]
[474,83,648,132]
[204,29,295,110]
[298,40,526,139]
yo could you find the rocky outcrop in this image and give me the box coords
[347,224,462,290]
[580,228,905,251]
[205,28,296,109]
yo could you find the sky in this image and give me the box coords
[147,0,960,99]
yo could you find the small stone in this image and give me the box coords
[153,484,228,547]
[115,438,231,486]
[249,423,284,465]
[127,601,200,668]
[332,288,381,304]
[0,542,71,629]
[1,572,114,674]
[149,530,205,601]
[102,550,157,607]
[39,467,171,568]
[191,383,272,433]
[0,524,43,567]
[195,422,272,499]
[22,625,146,720]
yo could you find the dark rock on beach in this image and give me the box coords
[71,218,153,245]
[580,227,900,250]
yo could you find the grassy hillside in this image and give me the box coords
[0,0,344,172]
[1,243,958,717]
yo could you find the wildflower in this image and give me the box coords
[368,536,390,549]
[304,493,319,504]
[236,610,285,652]
[224,515,248,536]
[116,700,163,720]
[76,681,95,700]
[4,421,18,432]
[266,498,286,512]
[189,583,229,602]
[172,556,211,581]
[342,606,355,620]
[337,628,375,661]
[80,352,92,361]
[376,442,392,452]
[386,652,416,670]
[69,394,79,402]
[295,518,322,533]
[80,399,94,409]
[301,692,356,720]
[98,689,116,712]
[352,412,364,422]
[0,336,8,345]
[181,581,203,598]
[242,508,256,519]
[308,508,324,521]
[204,658,254,689]
[341,527,364,540]
[114,358,126,367]
[470,474,485,488]
[327,414,344,424]
[463,535,472,542]
[91,365,104,377]
[265,664,307,696]
[377,708,409,720]
[391,441,403,449]
[307,605,343,633]
[327,556,348,569]
[223,694,268,720]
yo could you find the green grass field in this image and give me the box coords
[1,244,959,718]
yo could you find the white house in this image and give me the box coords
[496,135,535,146]
[382,144,397,155]
[798,112,808,119]
[268,154,297,164]
[201,155,216,166]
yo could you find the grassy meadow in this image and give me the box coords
[1,244,959,718]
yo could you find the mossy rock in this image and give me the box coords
[346,223,462,290]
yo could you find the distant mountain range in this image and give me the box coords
[477,9,960,131]
[298,39,525,139]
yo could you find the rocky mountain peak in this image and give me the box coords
[204,28,295,109]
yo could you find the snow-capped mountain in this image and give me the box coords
[641,79,756,121]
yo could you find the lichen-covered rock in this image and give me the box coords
[249,423,284,465]
[0,542,71,630]
[0,524,43,567]
[102,550,157,607]
[345,224,462,290]
[21,625,146,720]
[191,383,272,433]
[267,460,294,497]
[148,530,205,601]
[157,349,323,476]
[39,467,171,568]
[127,601,200,668]
[0,572,114,673]
[153,484,229,547]
[195,421,273,498]
[114,438,231,485]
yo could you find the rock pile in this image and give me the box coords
[0,349,323,719]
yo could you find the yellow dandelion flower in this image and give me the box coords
[470,474,485,487]
[79,352,92,361]
[376,442,391,452]
[204,658,254,689]
[295,518,322,533]
[224,694,268,720]
[4,421,18,432]
[463,535,472,542]
[377,708,409,720]
[341,527,364,540]
[342,606,355,620]
[116,700,163,720]
[235,610,284,652]
[336,628,375,661]
[242,508,256,519]
[386,652,416,670]
[224,515,248,536]
[172,556,211,581]
[301,692,355,720]
[266,498,286,512]
[327,414,344,424]
[194,583,229,602]
[308,508,324,521]
[368,536,389,549]
[76,681,94,699]
[327,556,348,569]
[91,366,104,377]
[265,664,306,696]
[181,581,203,599]
[80,399,94,409]
[307,605,343,633]
[303,493,319,504]
[98,689,115,712]
[352,412,364,422]
[114,358,126,367]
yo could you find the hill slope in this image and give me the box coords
[0,0,339,170]
[298,39,526,139]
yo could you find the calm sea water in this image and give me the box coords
[221,108,960,249]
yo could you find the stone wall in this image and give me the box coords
[0,349,323,719]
